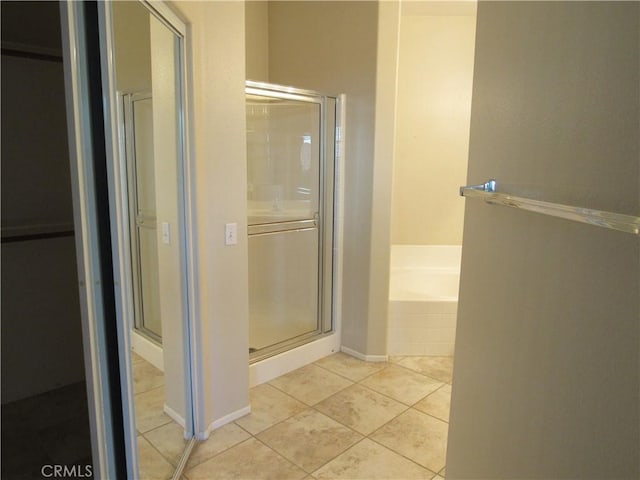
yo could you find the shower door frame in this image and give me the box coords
[120,91,163,345]
[246,81,338,362]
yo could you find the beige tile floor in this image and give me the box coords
[134,352,453,480]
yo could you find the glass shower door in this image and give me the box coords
[247,85,334,358]
[123,93,163,343]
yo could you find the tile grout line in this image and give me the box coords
[134,384,166,396]
[385,361,450,384]
[138,416,176,437]
[259,356,451,436]
[251,434,311,476]
[311,356,389,382]
[306,436,371,477]
[365,434,443,479]
[256,382,446,477]
[154,354,452,479]
[311,359,450,413]
[335,357,450,477]
[138,433,180,475]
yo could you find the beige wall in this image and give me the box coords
[113,1,151,92]
[391,1,476,246]
[368,0,400,356]
[245,1,269,81]
[448,2,639,477]
[171,1,250,432]
[172,0,382,430]
[149,13,188,421]
[266,1,382,355]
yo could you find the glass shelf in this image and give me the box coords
[460,180,640,236]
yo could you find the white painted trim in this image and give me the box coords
[164,403,186,429]
[340,346,388,363]
[200,406,252,440]
[332,94,347,341]
[249,333,341,387]
[131,331,164,372]
[60,3,117,477]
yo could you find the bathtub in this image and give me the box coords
[388,245,461,356]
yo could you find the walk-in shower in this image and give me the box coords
[246,81,338,361]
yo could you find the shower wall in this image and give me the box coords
[245,1,269,81]
[391,2,476,246]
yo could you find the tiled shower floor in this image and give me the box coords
[135,352,453,480]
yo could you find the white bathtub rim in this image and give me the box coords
[389,245,461,303]
[390,244,462,271]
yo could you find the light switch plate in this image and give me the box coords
[225,223,237,245]
[161,222,170,245]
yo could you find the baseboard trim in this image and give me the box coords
[131,330,164,372]
[199,406,252,440]
[164,403,186,429]
[340,346,388,362]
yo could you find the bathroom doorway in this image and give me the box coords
[388,1,477,357]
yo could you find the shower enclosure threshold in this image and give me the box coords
[249,333,341,386]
